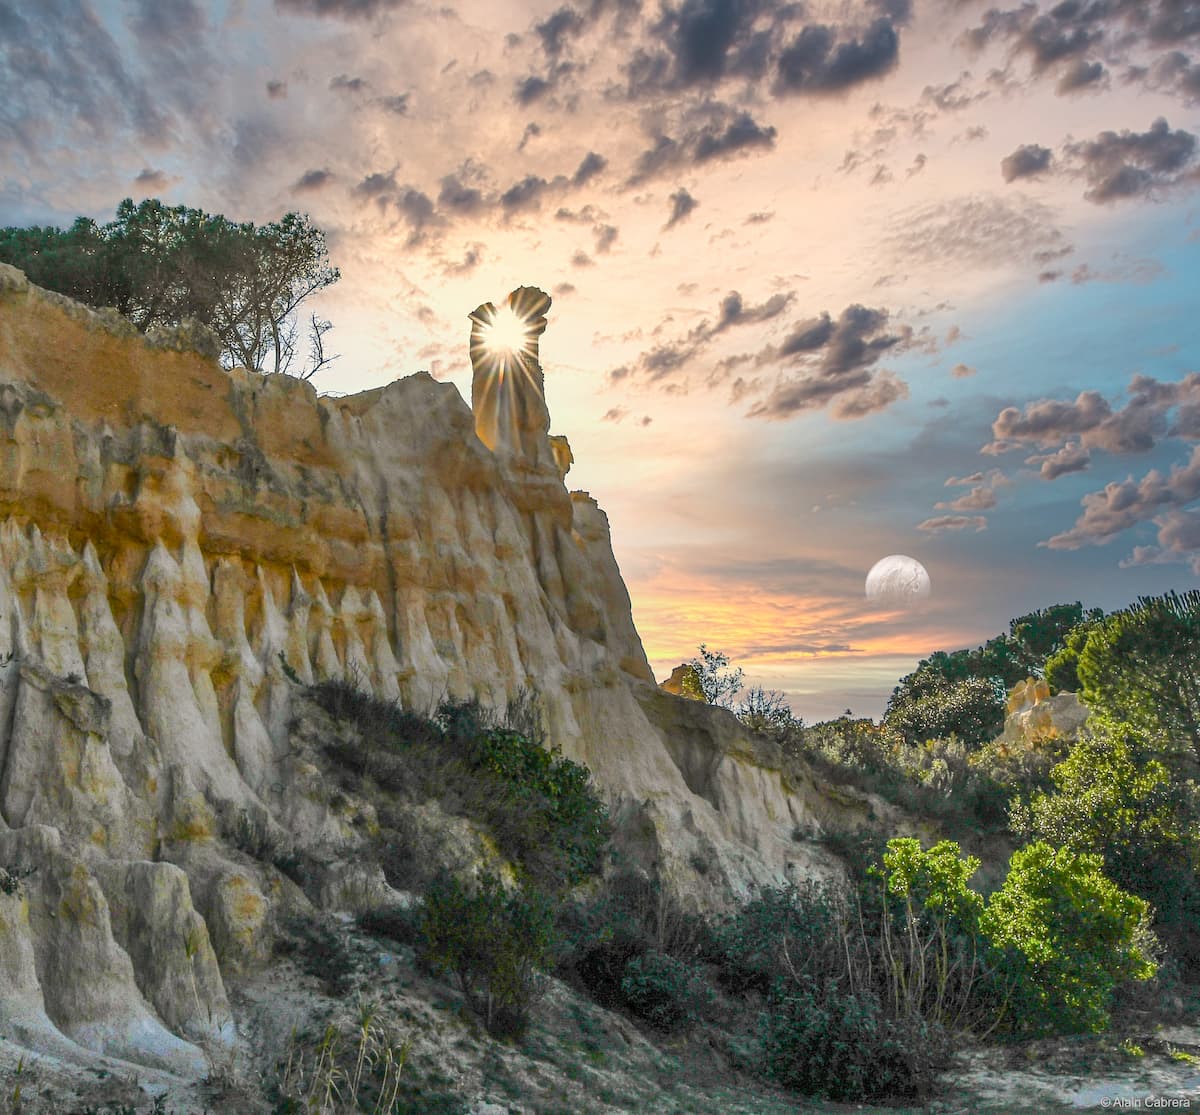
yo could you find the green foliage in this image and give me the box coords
[761,979,950,1101]
[885,676,1006,749]
[1074,590,1200,764]
[1015,717,1200,971]
[880,838,983,926]
[736,684,798,739]
[418,872,554,1038]
[619,951,713,1032]
[311,683,609,893]
[556,871,709,1012]
[980,842,1156,1036]
[0,864,35,896]
[710,880,849,995]
[682,644,745,708]
[887,602,1102,732]
[0,198,339,377]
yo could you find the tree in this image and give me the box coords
[736,685,798,739]
[1016,717,1200,970]
[980,842,1156,1036]
[0,199,340,378]
[681,644,745,708]
[1075,590,1200,766]
[885,676,1005,749]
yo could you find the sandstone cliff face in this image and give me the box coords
[0,266,840,1078]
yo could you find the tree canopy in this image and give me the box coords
[1072,590,1200,766]
[0,198,340,378]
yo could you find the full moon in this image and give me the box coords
[865,555,932,607]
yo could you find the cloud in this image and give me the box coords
[950,362,976,378]
[935,485,996,511]
[917,515,988,533]
[983,373,1200,458]
[275,0,408,17]
[630,105,777,183]
[376,93,409,114]
[610,287,797,384]
[133,167,173,190]
[1001,143,1053,182]
[664,187,699,229]
[0,0,169,150]
[294,167,334,191]
[594,224,619,253]
[745,305,913,421]
[774,19,901,95]
[266,79,288,99]
[884,194,1070,271]
[1025,441,1092,479]
[573,150,607,186]
[1044,445,1200,550]
[1057,57,1107,93]
[330,73,369,94]
[1064,117,1199,203]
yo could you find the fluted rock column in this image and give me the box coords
[469,286,553,468]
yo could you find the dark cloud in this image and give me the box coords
[275,0,408,17]
[1064,116,1199,202]
[1057,57,1107,92]
[355,169,399,199]
[921,72,986,111]
[438,174,486,215]
[614,2,905,102]
[745,210,774,223]
[1045,445,1200,551]
[376,93,409,114]
[134,167,172,190]
[266,79,288,99]
[664,187,699,228]
[572,249,594,266]
[984,372,1200,462]
[1142,50,1200,102]
[1000,143,1054,182]
[330,73,369,93]
[536,6,586,56]
[500,174,555,213]
[917,514,988,533]
[514,74,551,104]
[443,243,484,274]
[294,167,334,191]
[573,150,608,185]
[0,0,169,150]
[745,305,913,420]
[594,224,619,252]
[630,106,777,182]
[775,18,900,94]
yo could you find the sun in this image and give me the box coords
[479,304,537,361]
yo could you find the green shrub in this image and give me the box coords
[711,880,848,995]
[312,685,610,893]
[980,842,1156,1036]
[556,871,709,1010]
[1014,718,1200,974]
[619,951,712,1032]
[761,978,951,1101]
[885,677,1005,749]
[418,872,554,1038]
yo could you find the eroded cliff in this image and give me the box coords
[0,266,841,1081]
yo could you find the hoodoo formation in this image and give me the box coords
[0,269,847,1078]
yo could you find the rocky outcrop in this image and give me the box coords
[0,267,844,1078]
[1001,677,1088,746]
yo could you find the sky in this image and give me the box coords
[3,0,1200,721]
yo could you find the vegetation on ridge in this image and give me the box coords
[0,198,340,378]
